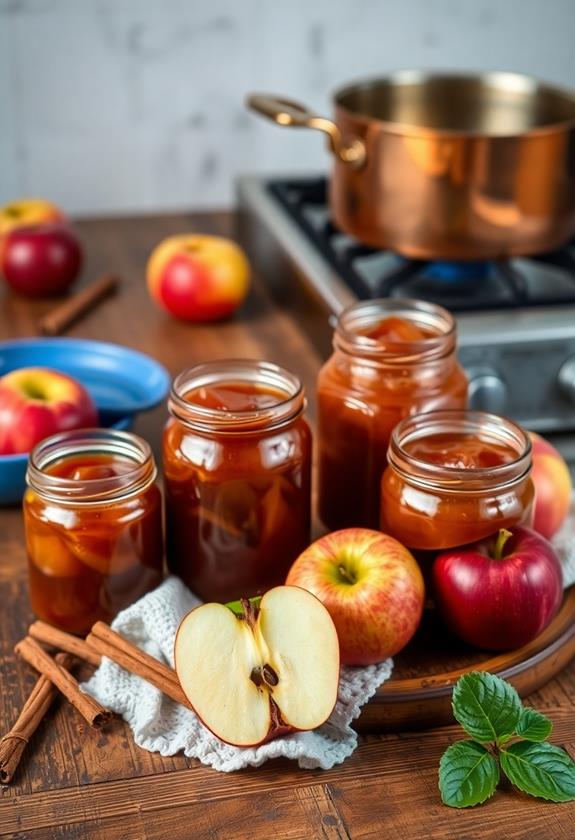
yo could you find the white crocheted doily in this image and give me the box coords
[82,500,575,773]
[82,577,393,772]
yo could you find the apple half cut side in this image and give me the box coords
[174,585,340,747]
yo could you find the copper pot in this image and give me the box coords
[247,72,575,260]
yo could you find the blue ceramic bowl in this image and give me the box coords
[0,338,170,505]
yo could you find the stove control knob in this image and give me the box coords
[558,357,575,403]
[467,369,507,413]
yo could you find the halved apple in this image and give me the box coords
[174,585,340,747]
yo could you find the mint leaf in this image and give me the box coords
[516,708,553,742]
[452,672,522,743]
[500,742,575,802]
[439,741,499,808]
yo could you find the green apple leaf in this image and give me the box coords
[439,741,499,808]
[452,672,522,743]
[500,742,575,802]
[516,708,553,742]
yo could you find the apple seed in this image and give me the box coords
[249,663,279,689]
[262,664,279,687]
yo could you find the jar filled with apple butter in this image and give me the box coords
[380,409,535,552]
[24,429,164,635]
[317,299,468,530]
[163,360,312,603]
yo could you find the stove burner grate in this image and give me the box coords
[269,178,575,312]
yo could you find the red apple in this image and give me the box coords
[0,224,83,297]
[174,586,340,747]
[285,528,425,665]
[0,367,98,455]
[529,431,573,539]
[0,198,65,241]
[147,234,250,322]
[433,526,563,651]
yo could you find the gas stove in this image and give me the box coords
[238,175,575,455]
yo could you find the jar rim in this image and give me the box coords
[388,409,532,492]
[168,359,305,433]
[26,428,157,503]
[335,298,456,363]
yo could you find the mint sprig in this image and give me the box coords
[439,672,575,808]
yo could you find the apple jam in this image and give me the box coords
[163,360,312,602]
[24,430,163,635]
[317,299,468,529]
[380,410,535,551]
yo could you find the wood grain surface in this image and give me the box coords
[0,212,574,839]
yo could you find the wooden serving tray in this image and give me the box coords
[357,587,575,733]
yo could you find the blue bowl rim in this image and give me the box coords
[0,336,170,414]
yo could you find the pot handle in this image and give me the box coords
[246,94,366,167]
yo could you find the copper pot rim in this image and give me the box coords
[332,69,575,140]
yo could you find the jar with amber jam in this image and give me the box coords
[163,360,312,603]
[380,409,535,551]
[24,429,164,635]
[317,299,468,529]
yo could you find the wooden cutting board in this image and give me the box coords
[357,586,575,733]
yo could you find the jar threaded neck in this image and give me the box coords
[334,298,457,364]
[168,359,305,434]
[26,428,156,503]
[388,409,532,493]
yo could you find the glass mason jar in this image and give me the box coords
[24,429,164,635]
[163,359,312,603]
[380,409,535,551]
[317,298,468,529]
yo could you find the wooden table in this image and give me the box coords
[1,212,574,839]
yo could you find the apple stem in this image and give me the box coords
[337,564,356,585]
[493,528,513,561]
[240,597,259,630]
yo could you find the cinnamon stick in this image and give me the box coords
[87,622,189,708]
[28,620,188,708]
[0,652,73,784]
[37,273,119,336]
[28,620,102,668]
[14,637,112,729]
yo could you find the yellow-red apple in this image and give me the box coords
[146,234,250,322]
[0,367,98,454]
[529,431,573,539]
[0,198,65,240]
[286,528,425,665]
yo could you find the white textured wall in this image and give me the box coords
[1,0,575,215]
